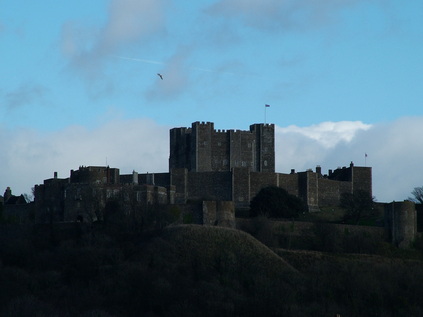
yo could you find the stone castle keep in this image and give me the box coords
[31,121,372,223]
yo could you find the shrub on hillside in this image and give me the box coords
[250,186,306,218]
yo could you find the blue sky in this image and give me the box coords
[1,0,423,202]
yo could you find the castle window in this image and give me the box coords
[223,159,228,166]
[242,161,246,167]
[136,191,141,202]
[218,142,221,146]
[248,143,251,148]
[264,160,268,167]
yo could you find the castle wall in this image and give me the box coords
[70,166,120,185]
[170,168,188,204]
[120,171,139,184]
[278,173,300,197]
[138,172,170,187]
[249,171,278,202]
[232,168,251,207]
[318,178,352,207]
[296,171,319,211]
[187,171,232,201]
[34,178,68,223]
[34,167,172,223]
[63,183,104,222]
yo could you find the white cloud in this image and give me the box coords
[0,118,169,197]
[277,121,371,148]
[275,117,423,202]
[2,117,423,203]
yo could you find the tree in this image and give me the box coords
[408,186,423,204]
[340,190,375,225]
[249,186,306,218]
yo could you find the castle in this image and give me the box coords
[30,121,372,223]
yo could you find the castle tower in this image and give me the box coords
[169,122,275,173]
[250,123,275,172]
[385,200,417,248]
[191,121,214,172]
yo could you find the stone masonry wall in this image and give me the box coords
[249,171,278,201]
[187,171,232,202]
[278,173,300,197]
[318,178,352,207]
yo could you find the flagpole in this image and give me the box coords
[264,104,270,124]
[264,106,266,124]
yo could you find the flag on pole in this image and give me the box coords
[265,104,270,107]
[365,153,368,158]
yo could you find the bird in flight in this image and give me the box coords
[157,73,163,80]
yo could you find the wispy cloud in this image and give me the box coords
[207,0,371,32]
[2,82,48,110]
[60,0,167,84]
[144,48,191,101]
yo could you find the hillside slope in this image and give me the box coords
[2,223,423,316]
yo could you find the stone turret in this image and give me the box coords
[385,200,417,248]
[3,187,12,202]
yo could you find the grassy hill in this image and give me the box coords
[1,223,423,316]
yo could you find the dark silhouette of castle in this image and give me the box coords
[29,121,372,223]
[4,121,422,248]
